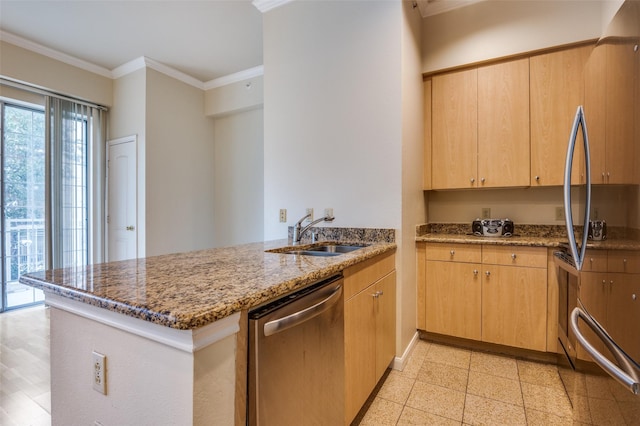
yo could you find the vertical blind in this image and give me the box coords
[46,98,106,269]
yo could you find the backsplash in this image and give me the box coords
[287,227,396,245]
[417,223,639,240]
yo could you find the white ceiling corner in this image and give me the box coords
[416,0,485,18]
[252,0,295,13]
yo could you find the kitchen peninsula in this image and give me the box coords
[20,234,396,426]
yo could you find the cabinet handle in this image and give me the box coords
[485,271,491,277]
[480,177,485,183]
[511,253,517,260]
[470,177,475,184]
[371,290,383,299]
[633,294,637,301]
[535,176,540,182]
[473,269,478,276]
[450,249,455,257]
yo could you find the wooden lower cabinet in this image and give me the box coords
[418,243,548,352]
[425,260,481,340]
[344,254,396,425]
[481,264,547,351]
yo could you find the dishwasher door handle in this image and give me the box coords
[263,283,343,337]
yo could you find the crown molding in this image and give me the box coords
[204,65,264,90]
[0,30,113,78]
[252,0,294,13]
[112,56,205,90]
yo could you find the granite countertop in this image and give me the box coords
[416,223,640,251]
[19,238,396,330]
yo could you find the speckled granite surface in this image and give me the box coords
[19,238,396,330]
[416,223,640,250]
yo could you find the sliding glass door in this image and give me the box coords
[1,103,46,310]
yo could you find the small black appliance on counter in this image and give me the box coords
[472,218,514,237]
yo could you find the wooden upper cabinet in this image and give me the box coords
[423,79,432,190]
[585,41,638,184]
[432,68,478,189]
[530,44,592,186]
[477,58,530,188]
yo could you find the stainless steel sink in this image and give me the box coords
[267,243,369,257]
[306,244,368,253]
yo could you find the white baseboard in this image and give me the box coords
[392,331,420,371]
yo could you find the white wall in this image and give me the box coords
[422,0,606,73]
[111,69,147,257]
[263,0,403,241]
[399,0,426,356]
[145,69,216,256]
[212,108,264,247]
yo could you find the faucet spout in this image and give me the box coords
[292,213,335,244]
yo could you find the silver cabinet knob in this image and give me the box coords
[535,176,540,181]
[485,271,491,277]
[633,294,637,301]
[511,253,517,260]
[473,269,478,276]
[450,250,455,257]
[480,177,485,183]
[470,178,475,183]
[126,226,135,231]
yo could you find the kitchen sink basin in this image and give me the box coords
[267,243,370,257]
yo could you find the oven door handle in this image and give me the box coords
[570,306,640,394]
[263,283,343,337]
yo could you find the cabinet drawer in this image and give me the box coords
[425,243,481,263]
[608,250,640,274]
[583,249,608,272]
[482,246,546,268]
[344,252,395,300]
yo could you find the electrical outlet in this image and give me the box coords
[324,208,333,219]
[481,208,491,219]
[92,351,107,395]
[279,209,287,223]
[555,206,565,221]
[305,208,313,222]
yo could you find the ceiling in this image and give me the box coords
[0,0,481,86]
[0,0,264,84]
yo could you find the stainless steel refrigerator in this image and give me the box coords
[555,1,640,423]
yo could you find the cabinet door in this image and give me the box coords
[432,68,478,189]
[606,273,640,362]
[344,286,376,424]
[482,265,547,351]
[477,58,530,188]
[605,42,636,184]
[425,260,481,340]
[576,272,608,361]
[424,79,433,190]
[584,43,607,183]
[530,45,592,186]
[375,272,396,382]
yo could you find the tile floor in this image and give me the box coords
[0,306,625,426]
[357,339,586,425]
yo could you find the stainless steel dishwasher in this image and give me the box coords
[248,274,344,425]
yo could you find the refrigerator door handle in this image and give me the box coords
[570,306,640,394]
[563,105,591,271]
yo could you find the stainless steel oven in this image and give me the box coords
[248,274,344,426]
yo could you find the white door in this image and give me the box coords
[107,136,137,261]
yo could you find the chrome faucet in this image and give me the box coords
[292,213,335,244]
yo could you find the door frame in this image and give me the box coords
[106,135,138,262]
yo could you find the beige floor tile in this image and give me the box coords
[618,399,640,426]
[517,359,564,390]
[401,348,428,379]
[397,406,462,425]
[359,397,404,426]
[525,408,577,426]
[425,344,471,370]
[568,394,594,424]
[467,370,523,406]
[587,397,626,426]
[377,370,416,405]
[521,381,573,418]
[416,361,469,392]
[470,351,519,380]
[584,374,616,400]
[406,381,466,422]
[463,393,526,426]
